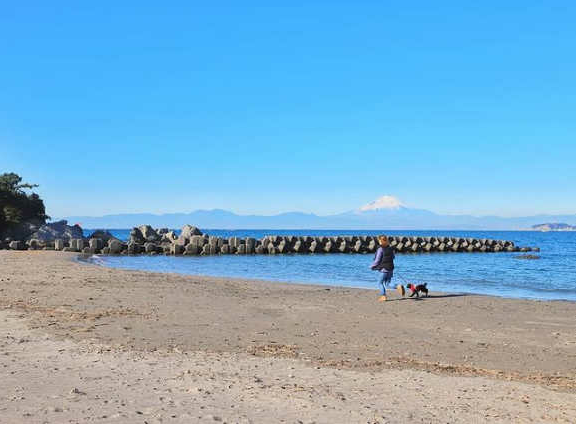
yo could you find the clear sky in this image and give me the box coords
[1,1,575,218]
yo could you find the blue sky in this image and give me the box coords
[1,1,575,218]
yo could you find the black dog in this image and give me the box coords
[408,283,429,297]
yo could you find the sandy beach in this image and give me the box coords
[1,250,576,423]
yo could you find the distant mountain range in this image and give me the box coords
[60,195,576,231]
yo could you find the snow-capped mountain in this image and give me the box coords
[358,195,405,212]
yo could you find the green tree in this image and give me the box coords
[0,173,49,238]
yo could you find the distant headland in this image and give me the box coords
[531,223,576,232]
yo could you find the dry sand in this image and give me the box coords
[1,250,575,423]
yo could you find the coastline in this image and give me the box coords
[2,250,576,422]
[80,252,576,303]
[79,254,575,304]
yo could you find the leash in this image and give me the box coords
[394,270,412,286]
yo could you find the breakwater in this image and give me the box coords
[3,224,538,255]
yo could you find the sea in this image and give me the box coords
[83,229,576,302]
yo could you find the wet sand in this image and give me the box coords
[1,250,575,423]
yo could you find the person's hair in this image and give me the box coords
[378,235,389,246]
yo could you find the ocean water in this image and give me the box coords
[84,229,576,302]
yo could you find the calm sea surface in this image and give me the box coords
[84,229,576,302]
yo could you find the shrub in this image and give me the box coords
[0,173,49,238]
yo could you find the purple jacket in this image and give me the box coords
[371,246,395,271]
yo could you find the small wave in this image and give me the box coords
[77,254,106,266]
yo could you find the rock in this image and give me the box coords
[292,240,303,253]
[161,231,178,243]
[236,244,246,254]
[26,220,83,242]
[189,235,206,247]
[171,244,185,255]
[138,225,160,242]
[144,242,158,253]
[126,242,142,254]
[89,238,103,250]
[367,239,377,252]
[184,243,200,255]
[69,238,84,251]
[514,254,541,260]
[108,239,123,254]
[245,238,255,254]
[277,241,288,253]
[76,239,85,251]
[27,238,44,250]
[9,240,26,250]
[228,237,240,248]
[89,230,119,244]
[309,241,318,253]
[129,225,160,243]
[177,225,203,245]
[201,244,211,255]
[129,227,144,244]
[54,239,65,250]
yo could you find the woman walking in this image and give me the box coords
[371,235,405,302]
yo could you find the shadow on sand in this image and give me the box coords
[385,293,471,302]
[426,293,471,299]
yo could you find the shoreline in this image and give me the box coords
[78,253,576,304]
[1,250,576,422]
